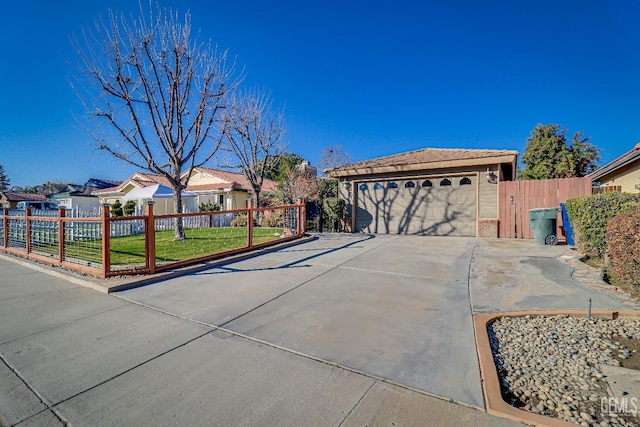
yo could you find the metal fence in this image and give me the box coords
[1,200,306,278]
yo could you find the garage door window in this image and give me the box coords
[440,178,451,186]
[460,177,472,185]
[359,183,368,191]
[388,182,398,189]
[404,181,415,188]
[374,183,383,190]
[422,180,432,187]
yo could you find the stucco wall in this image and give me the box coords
[599,162,640,193]
[196,191,250,210]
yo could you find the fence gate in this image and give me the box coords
[498,177,592,239]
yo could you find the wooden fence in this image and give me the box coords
[593,185,622,195]
[498,177,592,239]
[1,200,306,278]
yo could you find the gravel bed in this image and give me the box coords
[489,315,640,426]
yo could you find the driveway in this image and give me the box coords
[118,235,477,408]
[118,234,634,410]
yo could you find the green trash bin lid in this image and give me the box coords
[528,207,561,220]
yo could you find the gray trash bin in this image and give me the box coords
[529,208,561,245]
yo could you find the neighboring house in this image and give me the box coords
[182,167,278,209]
[589,143,640,193]
[0,191,48,209]
[50,178,121,213]
[326,148,518,237]
[93,172,187,215]
[93,168,278,215]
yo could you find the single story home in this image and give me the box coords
[0,191,48,209]
[183,167,278,209]
[326,148,518,237]
[589,143,640,193]
[93,168,278,215]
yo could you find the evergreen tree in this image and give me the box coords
[519,124,600,179]
[0,164,10,191]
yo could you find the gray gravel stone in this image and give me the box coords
[489,315,640,426]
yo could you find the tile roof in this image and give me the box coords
[327,147,518,173]
[589,143,640,181]
[192,167,278,193]
[0,192,48,202]
[92,173,172,194]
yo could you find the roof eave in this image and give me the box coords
[589,151,640,181]
[328,154,517,178]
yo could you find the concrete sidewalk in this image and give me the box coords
[0,248,519,426]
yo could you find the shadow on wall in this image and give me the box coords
[355,180,474,236]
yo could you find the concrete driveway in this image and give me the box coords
[118,234,635,411]
[118,235,480,408]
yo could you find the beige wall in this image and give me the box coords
[599,162,640,193]
[187,170,227,186]
[196,191,251,210]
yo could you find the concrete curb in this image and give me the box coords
[0,235,317,294]
[473,309,640,427]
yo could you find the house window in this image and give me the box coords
[422,180,433,187]
[374,183,383,190]
[359,183,368,191]
[404,181,415,188]
[218,194,224,205]
[388,182,398,189]
[460,177,472,185]
[440,178,451,186]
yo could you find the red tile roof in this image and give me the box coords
[192,167,278,193]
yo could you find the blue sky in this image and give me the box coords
[1,1,638,187]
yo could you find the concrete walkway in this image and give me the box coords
[0,234,634,426]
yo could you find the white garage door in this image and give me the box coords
[355,176,476,236]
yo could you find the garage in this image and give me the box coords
[355,175,477,236]
[326,148,518,238]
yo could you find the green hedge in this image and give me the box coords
[607,210,640,286]
[565,192,640,258]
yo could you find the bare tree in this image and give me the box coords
[72,5,239,239]
[278,165,319,204]
[318,145,352,175]
[221,88,286,208]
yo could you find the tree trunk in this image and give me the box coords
[173,189,185,240]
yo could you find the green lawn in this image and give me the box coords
[23,226,284,267]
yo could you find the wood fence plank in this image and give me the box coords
[497,177,591,241]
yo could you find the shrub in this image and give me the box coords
[110,200,123,217]
[607,210,640,286]
[565,192,640,258]
[231,213,248,227]
[323,197,346,232]
[123,200,136,216]
[199,201,222,212]
[262,209,284,228]
[230,213,257,227]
